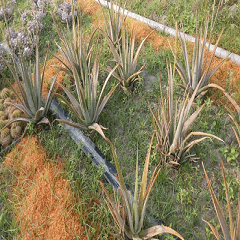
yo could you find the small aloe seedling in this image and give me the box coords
[203,160,240,240]
[97,130,184,240]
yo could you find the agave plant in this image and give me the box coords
[98,133,184,240]
[53,11,119,131]
[169,8,227,99]
[149,63,223,165]
[202,160,240,240]
[99,0,127,45]
[101,27,152,91]
[0,39,58,130]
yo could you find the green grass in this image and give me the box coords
[0,162,19,239]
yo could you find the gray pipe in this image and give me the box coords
[96,0,240,66]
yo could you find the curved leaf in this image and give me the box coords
[139,225,184,240]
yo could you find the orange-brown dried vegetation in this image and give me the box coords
[42,56,69,98]
[4,136,86,239]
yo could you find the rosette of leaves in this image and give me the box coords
[203,160,240,240]
[0,37,58,130]
[169,7,227,99]
[53,12,119,131]
[149,63,223,165]
[98,133,184,240]
[101,27,152,91]
[99,0,127,45]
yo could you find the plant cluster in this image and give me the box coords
[169,9,227,99]
[149,64,223,165]
[0,43,8,70]
[21,10,45,35]
[0,0,59,62]
[0,35,58,132]
[5,28,34,58]
[32,0,49,12]
[102,27,151,91]
[0,88,23,148]
[98,133,184,240]
[21,0,54,35]
[99,0,127,45]
[0,0,16,21]
[53,14,119,132]
[56,1,77,23]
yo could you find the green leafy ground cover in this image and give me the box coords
[0,0,240,239]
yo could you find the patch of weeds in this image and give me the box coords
[220,144,239,165]
[38,123,75,159]
[64,146,114,238]
[0,162,18,239]
[194,97,227,138]
[139,43,173,74]
[147,162,224,239]
[25,120,37,135]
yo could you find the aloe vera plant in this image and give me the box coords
[203,160,240,240]
[53,11,119,131]
[98,134,184,240]
[169,8,227,99]
[99,0,127,45]
[0,40,58,129]
[149,63,223,165]
[101,27,152,91]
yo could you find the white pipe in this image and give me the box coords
[96,0,240,66]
